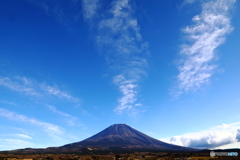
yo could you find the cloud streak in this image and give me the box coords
[46,104,82,126]
[0,108,64,138]
[175,0,235,95]
[113,75,141,115]
[82,0,99,20]
[83,0,148,115]
[27,0,83,27]
[42,85,80,103]
[14,134,32,139]
[0,138,34,150]
[0,77,39,96]
[0,76,80,104]
[170,122,240,149]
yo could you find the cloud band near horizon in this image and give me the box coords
[169,122,240,149]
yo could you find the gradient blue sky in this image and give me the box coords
[0,0,240,150]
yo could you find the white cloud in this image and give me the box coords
[184,0,197,4]
[15,76,32,85]
[170,131,236,149]
[46,104,83,126]
[0,108,64,138]
[0,77,39,96]
[0,100,18,106]
[113,75,140,115]
[27,0,83,26]
[93,0,148,115]
[82,0,99,20]
[0,138,34,150]
[0,133,32,140]
[236,129,240,141]
[175,0,235,95]
[14,134,32,139]
[97,0,148,63]
[42,85,80,103]
[0,76,81,104]
[169,122,240,149]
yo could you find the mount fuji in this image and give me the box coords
[4,124,198,153]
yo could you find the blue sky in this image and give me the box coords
[0,0,240,150]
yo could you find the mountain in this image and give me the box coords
[59,124,196,151]
[2,124,198,153]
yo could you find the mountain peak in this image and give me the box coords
[112,123,127,126]
[84,123,136,140]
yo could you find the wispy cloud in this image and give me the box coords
[84,0,148,115]
[27,0,83,27]
[0,77,39,96]
[113,75,141,115]
[41,85,80,103]
[169,122,240,149]
[0,133,32,140]
[46,104,83,126]
[184,0,197,4]
[14,134,32,139]
[117,81,137,111]
[175,0,235,96]
[0,108,64,138]
[82,0,99,20]
[0,127,35,150]
[0,100,18,106]
[15,76,33,85]
[0,76,81,104]
[0,138,34,150]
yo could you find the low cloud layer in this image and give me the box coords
[170,123,240,149]
[236,129,240,141]
[175,0,235,96]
